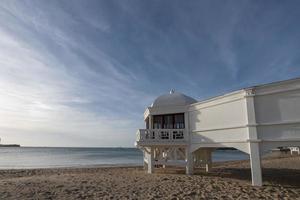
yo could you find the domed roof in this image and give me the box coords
[151,90,197,107]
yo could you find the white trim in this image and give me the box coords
[136,142,188,146]
[253,77,300,96]
[190,138,300,144]
[191,140,248,144]
[247,139,261,142]
[252,77,300,89]
[189,78,300,108]
[257,120,300,126]
[190,90,244,107]
[262,138,300,142]
[189,96,245,111]
[191,120,300,133]
[192,125,247,132]
[255,87,300,97]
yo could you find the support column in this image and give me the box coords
[143,151,147,170]
[185,111,193,175]
[174,147,178,160]
[186,147,194,175]
[148,147,154,173]
[249,142,262,186]
[245,89,262,186]
[205,149,212,172]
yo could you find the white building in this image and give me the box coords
[135,78,300,186]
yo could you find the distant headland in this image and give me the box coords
[0,138,20,147]
[0,144,20,147]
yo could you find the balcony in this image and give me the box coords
[136,129,188,146]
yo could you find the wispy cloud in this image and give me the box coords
[0,0,300,146]
[0,1,154,146]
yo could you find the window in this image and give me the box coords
[153,113,185,129]
[153,115,163,129]
[174,114,185,129]
[163,115,173,129]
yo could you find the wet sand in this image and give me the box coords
[0,155,299,199]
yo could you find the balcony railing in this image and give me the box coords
[136,129,187,144]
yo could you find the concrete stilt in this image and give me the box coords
[148,147,154,173]
[186,147,194,175]
[205,149,212,172]
[245,89,262,186]
[143,151,147,170]
[249,142,262,186]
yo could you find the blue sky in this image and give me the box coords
[0,0,300,147]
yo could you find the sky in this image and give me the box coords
[0,0,300,147]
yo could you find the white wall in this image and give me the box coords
[252,81,300,154]
[257,125,300,141]
[189,99,247,131]
[254,90,300,124]
[188,92,248,144]
[191,128,249,143]
[254,84,300,142]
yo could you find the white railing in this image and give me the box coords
[289,147,300,155]
[136,129,187,143]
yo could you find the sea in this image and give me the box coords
[0,147,249,169]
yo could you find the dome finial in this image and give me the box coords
[170,89,175,94]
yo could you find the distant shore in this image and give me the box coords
[0,144,20,147]
[0,155,299,199]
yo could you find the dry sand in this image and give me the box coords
[0,155,299,200]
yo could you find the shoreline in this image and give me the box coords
[0,151,291,170]
[0,159,250,170]
[0,160,249,170]
[0,163,143,170]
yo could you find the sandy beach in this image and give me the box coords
[0,155,299,200]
